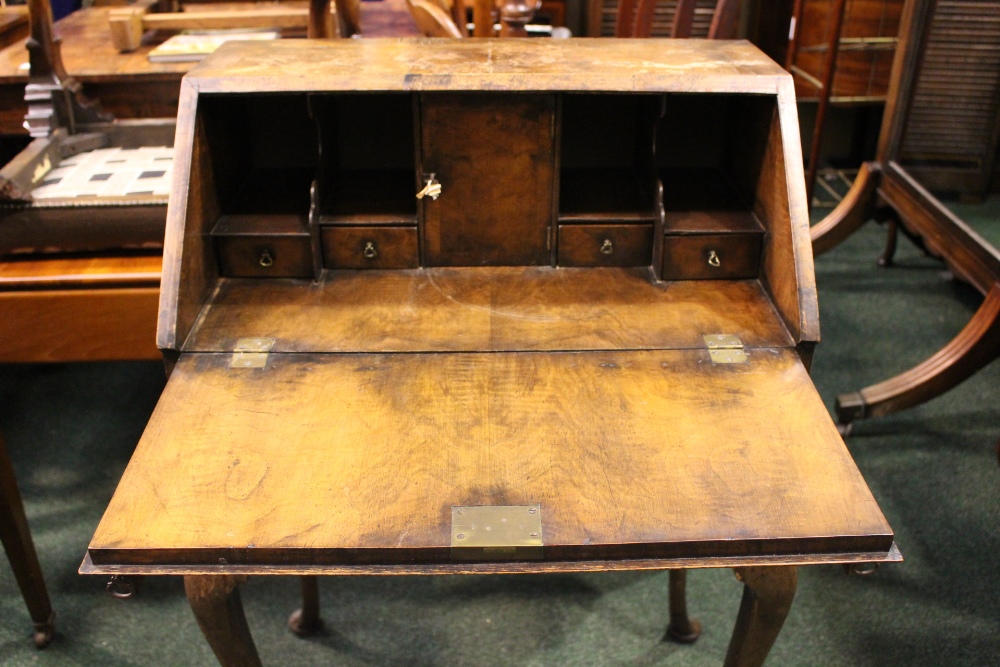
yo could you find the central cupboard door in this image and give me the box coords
[420,94,556,266]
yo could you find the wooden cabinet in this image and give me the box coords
[187,80,791,284]
[84,40,896,666]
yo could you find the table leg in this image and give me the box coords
[877,216,900,267]
[664,569,701,643]
[184,575,262,667]
[723,566,797,667]
[836,283,1000,426]
[0,432,55,648]
[288,575,323,637]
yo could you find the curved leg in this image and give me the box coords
[811,162,882,257]
[723,566,797,667]
[837,283,1000,425]
[185,575,262,667]
[288,575,322,637]
[664,569,701,643]
[0,432,55,649]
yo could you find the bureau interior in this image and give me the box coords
[199,91,788,280]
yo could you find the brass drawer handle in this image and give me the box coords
[416,173,442,200]
[600,238,614,255]
[259,249,274,267]
[707,250,721,267]
[363,241,378,259]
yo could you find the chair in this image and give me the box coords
[606,0,741,39]
[407,0,464,37]
[407,0,537,38]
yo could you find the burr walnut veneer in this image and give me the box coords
[83,39,897,667]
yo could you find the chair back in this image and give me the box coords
[407,0,464,37]
[613,0,741,39]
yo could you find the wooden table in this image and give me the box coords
[82,39,898,667]
[0,0,421,361]
[0,2,420,136]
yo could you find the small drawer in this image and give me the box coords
[215,235,313,278]
[322,226,419,269]
[661,233,762,280]
[557,224,652,267]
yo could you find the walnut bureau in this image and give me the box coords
[82,39,899,667]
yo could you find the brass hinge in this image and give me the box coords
[451,504,544,561]
[230,337,275,369]
[703,334,747,364]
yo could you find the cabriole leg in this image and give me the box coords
[723,566,797,667]
[878,217,899,267]
[664,569,701,643]
[184,575,262,667]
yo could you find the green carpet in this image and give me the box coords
[2,216,999,666]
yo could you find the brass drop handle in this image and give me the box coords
[600,238,614,255]
[363,241,378,259]
[416,173,442,200]
[707,250,721,267]
[259,249,274,267]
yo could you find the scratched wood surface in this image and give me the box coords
[89,347,893,567]
[157,41,818,355]
[185,38,791,94]
[183,268,794,353]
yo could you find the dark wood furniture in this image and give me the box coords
[810,0,1000,434]
[0,1,418,646]
[587,0,739,37]
[82,39,897,667]
[0,0,172,362]
[0,7,30,51]
[0,0,421,360]
[785,0,903,205]
[407,0,465,36]
[787,0,902,105]
[0,1,165,644]
[0,2,420,137]
[891,0,1000,200]
[105,0,363,49]
[1,431,55,648]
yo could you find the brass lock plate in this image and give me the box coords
[451,504,544,561]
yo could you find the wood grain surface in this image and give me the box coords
[89,347,892,567]
[185,39,791,94]
[0,3,421,133]
[182,268,794,353]
[156,41,818,353]
[0,286,160,362]
[420,94,554,266]
[0,253,161,288]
